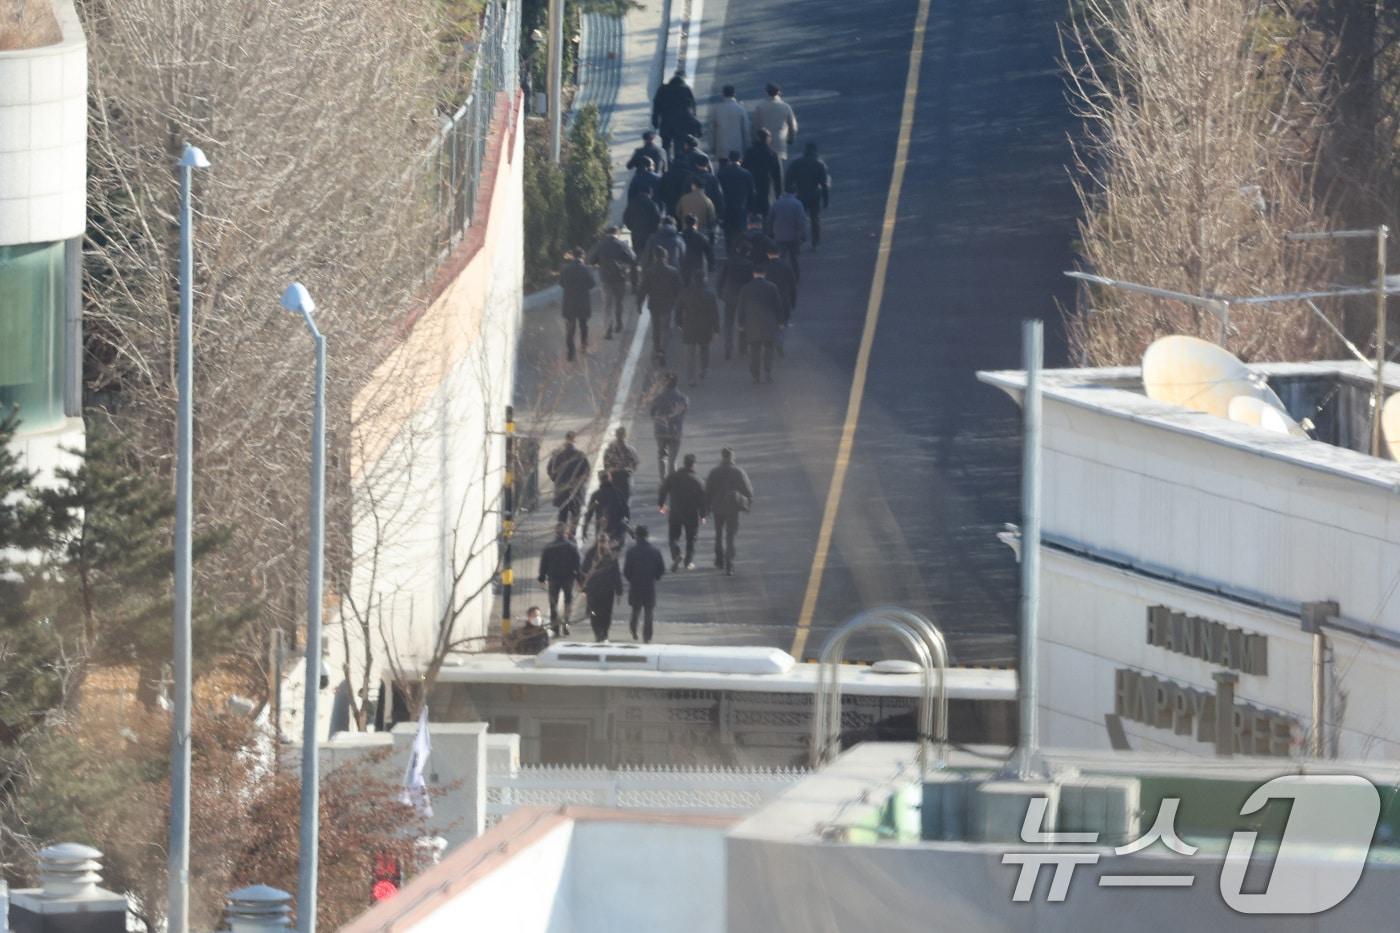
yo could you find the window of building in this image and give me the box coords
[0,242,67,431]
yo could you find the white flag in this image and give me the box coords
[399,706,433,818]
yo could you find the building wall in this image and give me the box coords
[0,0,85,481]
[331,93,524,700]
[1035,394,1400,760]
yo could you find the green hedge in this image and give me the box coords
[523,104,613,290]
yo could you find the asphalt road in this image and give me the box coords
[524,0,1079,664]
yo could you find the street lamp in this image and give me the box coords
[281,281,326,933]
[169,141,208,933]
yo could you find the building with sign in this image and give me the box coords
[979,359,1400,760]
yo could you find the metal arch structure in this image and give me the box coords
[810,607,951,777]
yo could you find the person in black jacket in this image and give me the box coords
[717,153,755,253]
[626,130,667,175]
[627,158,663,205]
[623,525,667,643]
[705,447,754,575]
[637,247,684,365]
[679,214,714,286]
[785,142,831,248]
[718,246,754,360]
[580,537,624,641]
[546,432,591,529]
[623,189,663,273]
[678,279,720,386]
[658,453,707,570]
[588,227,637,339]
[651,71,698,159]
[738,264,788,384]
[536,523,581,635]
[583,470,630,543]
[558,249,595,362]
[743,128,783,216]
[602,426,640,502]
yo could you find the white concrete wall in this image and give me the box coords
[1035,393,1400,760]
[0,0,86,245]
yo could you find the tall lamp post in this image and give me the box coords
[168,141,208,933]
[281,282,326,933]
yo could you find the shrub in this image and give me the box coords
[564,105,613,253]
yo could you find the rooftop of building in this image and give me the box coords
[979,358,1400,493]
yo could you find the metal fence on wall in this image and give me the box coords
[433,0,520,256]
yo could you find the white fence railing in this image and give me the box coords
[485,765,807,826]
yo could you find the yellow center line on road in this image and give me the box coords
[790,0,934,660]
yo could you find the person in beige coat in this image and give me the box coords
[751,82,798,162]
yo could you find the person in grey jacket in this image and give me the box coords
[766,192,809,282]
[649,372,690,481]
[707,85,752,166]
[751,83,798,162]
[704,447,754,575]
[738,265,788,384]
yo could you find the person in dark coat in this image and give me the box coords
[658,159,692,218]
[624,189,663,264]
[580,537,624,641]
[705,447,754,575]
[652,71,698,159]
[649,372,689,481]
[718,246,754,360]
[766,192,808,283]
[626,158,663,206]
[536,523,581,635]
[558,249,595,362]
[785,142,831,248]
[694,159,726,234]
[588,227,637,339]
[738,264,788,384]
[626,130,667,175]
[717,153,755,253]
[743,128,784,216]
[583,470,630,544]
[658,453,707,570]
[623,525,667,643]
[677,279,720,386]
[546,431,591,529]
[643,217,686,270]
[679,214,714,286]
[637,246,684,365]
[762,246,797,322]
[602,426,640,502]
[672,134,710,177]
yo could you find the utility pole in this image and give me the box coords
[1374,226,1388,458]
[547,0,563,163]
[1016,319,1043,779]
[501,406,516,637]
[1301,601,1339,758]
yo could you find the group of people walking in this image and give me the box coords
[539,406,754,643]
[558,71,831,387]
[534,71,832,645]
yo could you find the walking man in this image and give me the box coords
[623,189,663,271]
[679,215,714,286]
[583,469,631,544]
[602,426,640,502]
[658,453,707,570]
[643,216,686,270]
[623,525,666,643]
[784,142,831,248]
[717,153,755,252]
[546,431,591,529]
[650,372,689,481]
[751,83,799,163]
[588,226,636,339]
[558,248,596,362]
[738,263,788,384]
[637,246,683,365]
[718,243,754,360]
[580,537,623,642]
[536,523,580,636]
[626,129,667,175]
[652,69,698,159]
[678,277,720,385]
[707,85,751,163]
[743,129,784,216]
[767,191,808,282]
[705,447,753,576]
[626,157,662,205]
[677,178,717,240]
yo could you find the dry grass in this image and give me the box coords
[0,0,61,50]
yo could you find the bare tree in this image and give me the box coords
[79,0,455,689]
[1063,0,1343,365]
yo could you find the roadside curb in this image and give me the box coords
[523,285,562,312]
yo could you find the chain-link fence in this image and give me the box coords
[432,0,521,255]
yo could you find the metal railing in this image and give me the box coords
[431,0,521,256]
